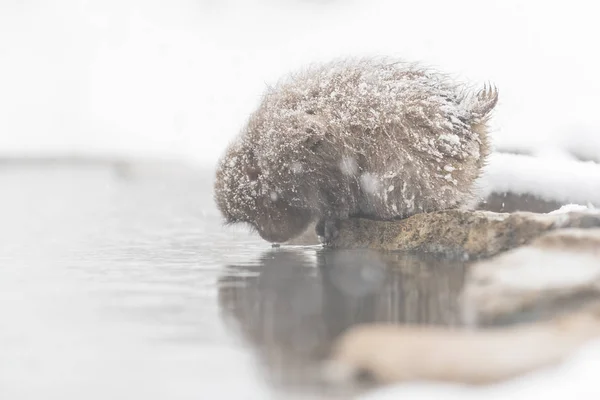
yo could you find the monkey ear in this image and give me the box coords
[245,166,261,181]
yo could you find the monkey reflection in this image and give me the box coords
[218,249,466,387]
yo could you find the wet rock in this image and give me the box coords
[327,304,600,385]
[461,228,600,325]
[329,209,600,258]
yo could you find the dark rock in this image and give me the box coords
[477,191,563,213]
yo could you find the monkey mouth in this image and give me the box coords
[256,224,296,243]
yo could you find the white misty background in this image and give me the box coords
[1,0,600,166]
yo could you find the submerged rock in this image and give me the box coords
[328,209,600,258]
[462,228,600,325]
[327,304,600,385]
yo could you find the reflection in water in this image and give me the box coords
[218,248,466,388]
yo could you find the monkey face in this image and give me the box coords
[214,142,312,243]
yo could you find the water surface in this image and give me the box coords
[0,163,468,399]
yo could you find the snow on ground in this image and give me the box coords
[549,204,597,215]
[478,152,600,206]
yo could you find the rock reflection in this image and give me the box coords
[218,248,466,387]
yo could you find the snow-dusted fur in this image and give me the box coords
[214,58,498,243]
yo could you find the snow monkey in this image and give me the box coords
[214,58,498,244]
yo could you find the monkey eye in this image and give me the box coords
[245,166,261,181]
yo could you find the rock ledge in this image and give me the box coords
[330,209,600,259]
